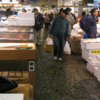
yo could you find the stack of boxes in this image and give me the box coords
[8,17,18,26]
[81,39,100,62]
[18,13,35,26]
[7,13,35,26]
[71,34,82,54]
[86,55,100,82]
[86,58,98,74]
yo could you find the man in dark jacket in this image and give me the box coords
[80,11,86,30]
[49,12,53,25]
[33,8,45,45]
[80,8,98,38]
[48,9,70,61]
[80,11,88,38]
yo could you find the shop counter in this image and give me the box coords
[0,43,36,97]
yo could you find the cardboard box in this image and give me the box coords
[71,39,82,54]
[44,39,54,53]
[71,46,82,54]
[71,39,81,47]
[73,35,83,41]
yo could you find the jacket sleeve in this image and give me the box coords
[49,18,56,35]
[39,14,45,25]
[65,20,70,38]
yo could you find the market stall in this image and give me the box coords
[0,12,36,99]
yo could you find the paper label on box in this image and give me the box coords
[91,50,100,54]
[91,50,100,58]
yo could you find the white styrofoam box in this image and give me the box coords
[82,51,88,61]
[82,48,100,62]
[8,21,18,26]
[94,67,98,78]
[96,55,100,60]
[18,18,35,26]
[8,18,18,26]
[0,94,24,100]
[97,70,100,82]
[82,50,91,62]
[98,62,100,71]
[82,48,100,54]
[86,66,94,74]
[82,50,97,62]
[18,13,34,19]
[81,39,100,49]
[87,63,96,69]
[89,58,99,66]
[81,42,100,49]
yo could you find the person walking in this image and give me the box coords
[48,9,70,61]
[33,8,45,45]
[49,12,53,25]
[45,13,49,29]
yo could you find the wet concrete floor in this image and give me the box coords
[35,29,100,100]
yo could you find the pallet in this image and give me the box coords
[0,71,28,82]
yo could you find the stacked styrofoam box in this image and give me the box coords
[94,67,98,77]
[85,55,100,82]
[18,13,35,26]
[97,62,100,81]
[86,58,98,74]
[81,39,100,62]
[8,17,18,26]
[93,59,100,81]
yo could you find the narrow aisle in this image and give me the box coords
[35,29,100,100]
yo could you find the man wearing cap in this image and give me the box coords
[33,8,45,45]
[48,9,70,61]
